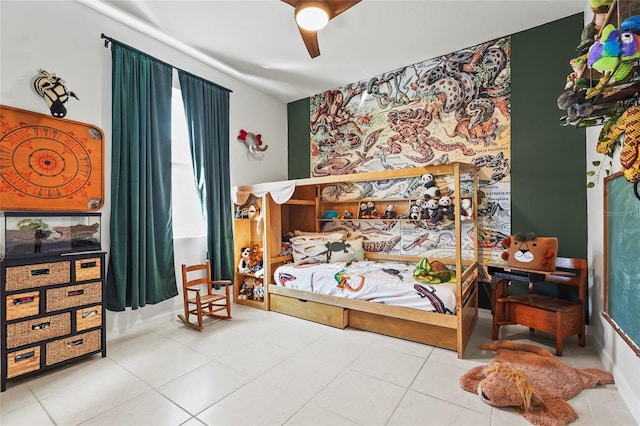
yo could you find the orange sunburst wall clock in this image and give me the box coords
[0,105,104,211]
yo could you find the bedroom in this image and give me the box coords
[0,0,638,424]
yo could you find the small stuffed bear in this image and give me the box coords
[438,195,455,221]
[408,202,420,220]
[421,173,441,199]
[419,199,430,220]
[426,199,441,223]
[381,204,395,219]
[460,198,473,221]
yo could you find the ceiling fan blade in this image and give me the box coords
[329,0,361,19]
[298,26,321,58]
[281,0,298,7]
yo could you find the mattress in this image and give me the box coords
[273,260,457,314]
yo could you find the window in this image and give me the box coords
[171,86,206,238]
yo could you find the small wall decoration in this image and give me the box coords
[0,105,104,211]
[31,69,79,118]
[237,129,268,154]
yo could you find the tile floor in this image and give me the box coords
[0,305,637,426]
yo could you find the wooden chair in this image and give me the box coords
[492,257,587,356]
[177,260,232,331]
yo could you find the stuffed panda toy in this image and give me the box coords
[421,173,441,199]
[438,195,455,221]
[238,247,251,273]
[409,203,420,220]
[426,199,441,223]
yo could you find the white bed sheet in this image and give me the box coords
[273,260,457,314]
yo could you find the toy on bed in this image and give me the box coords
[413,258,455,283]
[460,341,614,426]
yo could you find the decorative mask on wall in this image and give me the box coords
[31,69,79,118]
[237,129,268,154]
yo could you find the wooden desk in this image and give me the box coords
[484,260,584,356]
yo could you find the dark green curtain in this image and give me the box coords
[106,41,177,311]
[177,71,234,280]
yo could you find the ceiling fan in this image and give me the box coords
[282,0,361,58]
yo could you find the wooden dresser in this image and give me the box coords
[1,252,107,391]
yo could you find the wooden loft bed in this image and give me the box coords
[232,162,479,358]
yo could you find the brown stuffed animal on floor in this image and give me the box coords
[460,341,614,426]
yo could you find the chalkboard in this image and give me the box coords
[604,172,640,356]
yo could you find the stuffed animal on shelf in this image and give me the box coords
[587,23,640,90]
[248,243,263,274]
[366,201,378,218]
[408,202,420,220]
[421,173,441,199]
[238,247,251,273]
[343,210,354,219]
[460,198,473,221]
[358,202,369,219]
[426,199,441,223]
[253,280,265,301]
[381,204,395,219]
[419,199,430,220]
[438,195,455,221]
[460,341,614,426]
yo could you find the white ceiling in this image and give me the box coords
[78,0,587,103]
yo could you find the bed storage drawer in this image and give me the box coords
[270,293,348,329]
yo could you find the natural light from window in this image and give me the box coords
[171,86,206,239]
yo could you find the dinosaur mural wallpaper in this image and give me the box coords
[310,37,511,263]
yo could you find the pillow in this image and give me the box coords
[290,232,343,264]
[327,237,365,263]
[294,229,348,239]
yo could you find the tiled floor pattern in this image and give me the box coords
[0,305,636,425]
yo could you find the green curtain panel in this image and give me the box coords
[106,41,178,311]
[177,71,234,281]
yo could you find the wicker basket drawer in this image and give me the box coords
[74,258,102,282]
[76,305,103,331]
[270,293,348,328]
[45,330,101,366]
[5,261,70,291]
[6,346,41,379]
[46,282,102,312]
[5,291,40,320]
[6,313,71,349]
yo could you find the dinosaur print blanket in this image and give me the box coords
[274,260,458,314]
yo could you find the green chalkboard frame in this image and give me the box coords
[603,172,640,356]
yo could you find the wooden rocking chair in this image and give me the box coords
[177,260,232,331]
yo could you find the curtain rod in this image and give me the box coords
[100,33,232,94]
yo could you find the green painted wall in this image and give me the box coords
[287,15,587,309]
[287,98,311,179]
[511,14,587,260]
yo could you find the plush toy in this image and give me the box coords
[253,280,265,301]
[366,201,378,218]
[460,341,614,426]
[343,210,353,219]
[408,203,420,220]
[381,204,395,219]
[438,195,455,221]
[419,199,430,220]
[413,258,455,283]
[358,202,369,219]
[248,243,263,273]
[426,198,441,223]
[238,247,251,273]
[587,23,640,86]
[460,198,473,221]
[421,173,441,199]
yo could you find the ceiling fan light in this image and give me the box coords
[295,2,330,31]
